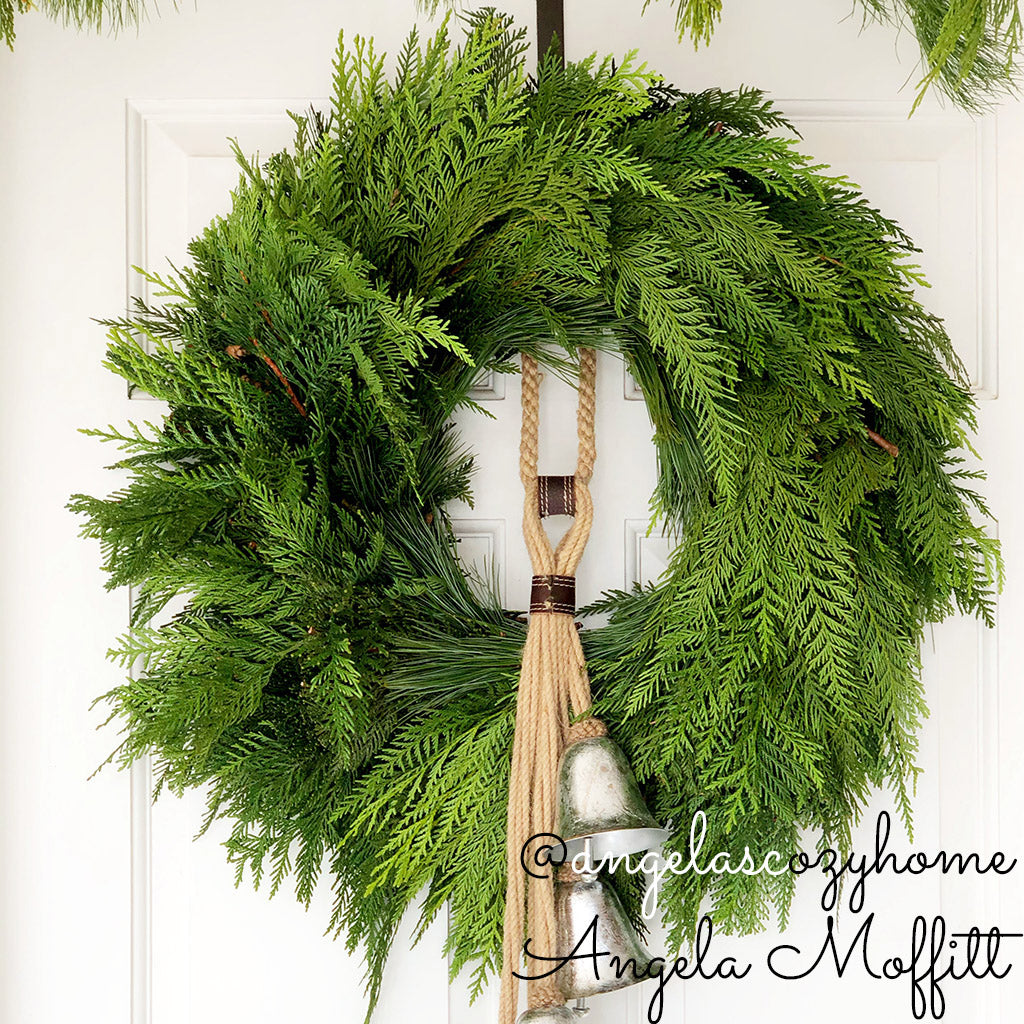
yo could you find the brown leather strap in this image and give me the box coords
[537,475,576,518]
[530,574,575,614]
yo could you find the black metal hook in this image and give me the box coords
[536,0,564,63]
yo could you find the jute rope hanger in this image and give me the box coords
[498,349,610,1024]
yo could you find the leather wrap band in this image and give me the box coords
[537,475,576,518]
[530,574,576,614]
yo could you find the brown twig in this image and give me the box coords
[225,341,307,418]
[233,275,308,416]
[866,427,899,458]
[253,341,308,418]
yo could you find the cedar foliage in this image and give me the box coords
[431,0,1024,110]
[659,0,1024,110]
[2,0,155,48]
[71,13,999,1013]
[2,1,1022,112]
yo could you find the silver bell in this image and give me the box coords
[555,736,669,865]
[554,870,657,998]
[516,1007,588,1023]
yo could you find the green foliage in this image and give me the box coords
[5,0,1020,113]
[2,0,156,49]
[428,0,1023,110]
[653,0,1023,111]
[71,13,999,1016]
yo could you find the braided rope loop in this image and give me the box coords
[498,350,604,1022]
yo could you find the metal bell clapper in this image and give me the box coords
[555,735,669,867]
[554,870,658,999]
[516,1006,588,1023]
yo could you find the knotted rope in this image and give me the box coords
[498,349,606,1023]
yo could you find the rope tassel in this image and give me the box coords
[499,350,602,1023]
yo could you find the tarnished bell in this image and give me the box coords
[554,871,657,999]
[555,736,669,864]
[516,1007,588,1023]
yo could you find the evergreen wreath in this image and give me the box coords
[71,12,1000,1012]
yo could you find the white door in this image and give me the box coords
[1,2,1021,1023]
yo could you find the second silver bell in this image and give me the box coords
[517,1008,587,1024]
[554,869,658,999]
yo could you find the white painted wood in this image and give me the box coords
[623,519,675,589]
[126,99,317,323]
[470,369,508,401]
[452,519,508,605]
[1,1,1022,1023]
